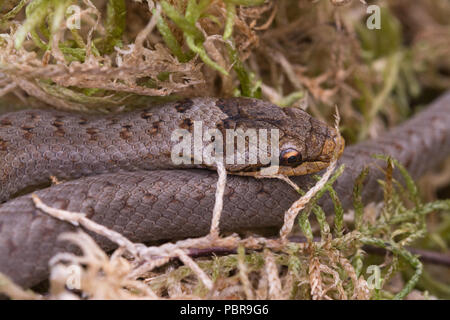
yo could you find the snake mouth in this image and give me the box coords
[276,160,332,176]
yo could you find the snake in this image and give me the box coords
[0,93,449,289]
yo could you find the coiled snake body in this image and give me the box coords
[0,94,449,288]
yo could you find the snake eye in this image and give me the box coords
[280,149,303,166]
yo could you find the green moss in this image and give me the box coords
[102,0,127,54]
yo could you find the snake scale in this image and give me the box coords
[0,93,449,289]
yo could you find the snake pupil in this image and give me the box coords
[288,156,297,163]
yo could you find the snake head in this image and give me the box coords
[214,98,344,176]
[275,113,345,176]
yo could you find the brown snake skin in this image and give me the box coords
[0,93,449,288]
[0,97,340,203]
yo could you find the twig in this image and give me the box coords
[174,249,213,290]
[209,161,227,238]
[237,246,254,300]
[264,249,283,299]
[363,245,450,268]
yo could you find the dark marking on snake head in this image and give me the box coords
[179,118,193,131]
[141,111,153,120]
[222,119,236,130]
[216,98,244,118]
[0,119,12,127]
[0,138,8,151]
[216,121,224,131]
[175,99,194,113]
